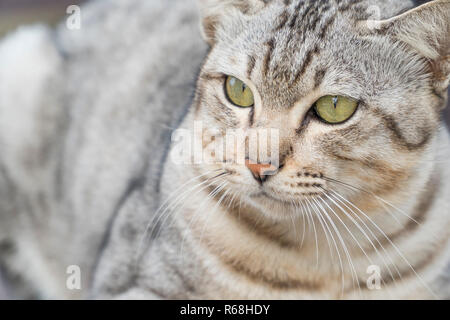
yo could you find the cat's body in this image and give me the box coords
[0,0,208,298]
[0,0,449,299]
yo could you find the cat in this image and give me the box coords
[0,0,449,299]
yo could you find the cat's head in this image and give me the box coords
[188,0,449,219]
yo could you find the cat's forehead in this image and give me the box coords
[236,0,414,71]
[213,2,344,100]
[210,0,417,108]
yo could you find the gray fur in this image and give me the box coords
[0,0,449,299]
[0,0,207,298]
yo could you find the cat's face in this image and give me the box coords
[189,0,448,219]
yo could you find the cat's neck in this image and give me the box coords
[160,124,450,298]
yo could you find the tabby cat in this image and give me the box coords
[0,0,449,299]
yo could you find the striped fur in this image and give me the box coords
[0,0,449,299]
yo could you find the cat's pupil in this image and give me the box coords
[332,96,338,109]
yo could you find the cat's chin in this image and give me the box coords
[246,191,314,220]
[256,191,294,205]
[256,190,318,204]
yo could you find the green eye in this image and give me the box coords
[314,95,358,124]
[225,76,254,108]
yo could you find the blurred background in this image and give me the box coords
[0,0,449,125]
[0,0,86,37]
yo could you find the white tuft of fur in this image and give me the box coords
[0,25,62,188]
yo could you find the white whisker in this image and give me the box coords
[327,186,438,298]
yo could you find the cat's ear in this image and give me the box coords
[197,0,264,45]
[373,0,450,93]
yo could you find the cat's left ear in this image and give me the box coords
[372,0,449,94]
[197,0,264,45]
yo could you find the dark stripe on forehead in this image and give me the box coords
[247,55,256,78]
[263,38,276,76]
[289,0,335,32]
[314,68,327,89]
[337,0,364,12]
[318,14,336,39]
[274,9,290,31]
[370,108,433,151]
[289,0,314,30]
[305,13,321,33]
[291,44,320,87]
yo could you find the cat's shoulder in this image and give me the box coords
[0,25,65,185]
[0,25,63,119]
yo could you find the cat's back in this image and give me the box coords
[0,0,207,298]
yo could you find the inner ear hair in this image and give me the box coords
[371,0,450,93]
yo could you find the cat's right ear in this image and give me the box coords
[197,0,264,45]
[368,0,450,95]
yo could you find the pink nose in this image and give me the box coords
[245,159,278,183]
